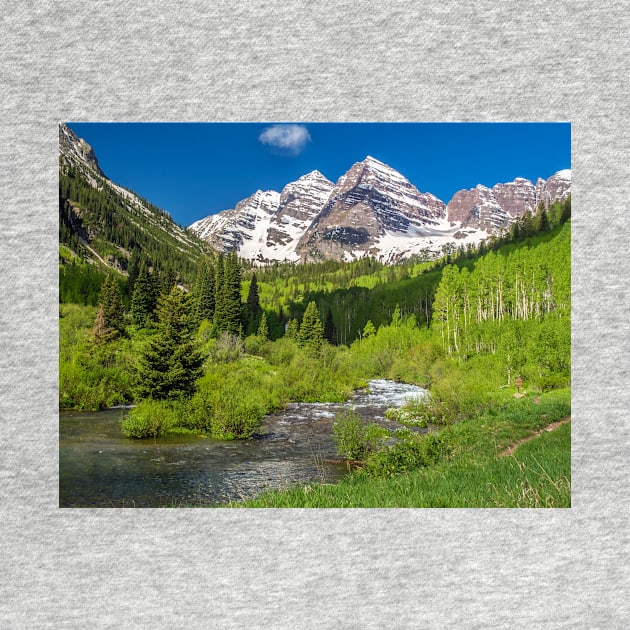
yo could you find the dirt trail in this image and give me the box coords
[498,417,571,457]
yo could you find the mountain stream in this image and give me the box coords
[59,379,426,508]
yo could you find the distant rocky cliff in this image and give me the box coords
[190,155,570,264]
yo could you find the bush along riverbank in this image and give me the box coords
[232,388,571,508]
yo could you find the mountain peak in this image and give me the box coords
[59,123,103,176]
[190,157,571,264]
[361,155,396,172]
[354,156,417,188]
[363,155,385,165]
[296,169,331,183]
[552,169,571,180]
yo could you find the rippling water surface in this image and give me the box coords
[59,379,426,508]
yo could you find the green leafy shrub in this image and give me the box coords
[195,360,283,439]
[207,332,245,363]
[243,333,268,357]
[209,389,266,439]
[534,373,571,392]
[332,410,389,461]
[388,340,442,385]
[261,337,299,366]
[120,400,178,438]
[364,431,452,478]
[384,398,430,427]
[59,314,135,410]
[425,355,501,422]
[181,390,214,431]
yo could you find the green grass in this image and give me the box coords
[231,390,571,508]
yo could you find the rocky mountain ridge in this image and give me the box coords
[191,170,335,262]
[191,156,571,264]
[446,171,571,231]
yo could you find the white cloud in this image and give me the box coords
[258,124,311,155]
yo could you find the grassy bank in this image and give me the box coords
[231,389,571,508]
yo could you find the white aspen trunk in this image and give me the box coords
[446,300,451,355]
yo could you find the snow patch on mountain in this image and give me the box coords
[189,156,571,264]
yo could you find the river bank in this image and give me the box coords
[232,388,571,508]
[59,379,427,507]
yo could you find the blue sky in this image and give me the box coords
[66,122,571,228]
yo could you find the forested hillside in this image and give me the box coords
[242,197,570,349]
[59,124,211,305]
[60,199,570,405]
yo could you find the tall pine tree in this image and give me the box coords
[257,312,269,340]
[130,261,156,327]
[298,301,324,355]
[245,272,262,335]
[324,306,336,344]
[93,274,126,341]
[194,256,215,324]
[135,287,204,400]
[285,318,299,340]
[157,267,177,297]
[213,253,226,330]
[125,250,140,300]
[217,251,243,336]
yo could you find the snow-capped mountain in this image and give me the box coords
[296,156,449,262]
[190,170,335,262]
[190,156,571,264]
[446,170,572,231]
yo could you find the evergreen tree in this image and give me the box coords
[213,253,226,329]
[135,287,204,400]
[285,318,300,340]
[218,251,243,336]
[126,250,140,300]
[520,211,535,238]
[391,304,402,327]
[194,257,215,324]
[298,301,324,354]
[536,208,550,233]
[157,267,177,296]
[257,312,269,340]
[559,197,571,224]
[93,274,125,341]
[246,272,261,316]
[130,262,156,327]
[245,272,262,335]
[92,305,111,342]
[510,220,521,241]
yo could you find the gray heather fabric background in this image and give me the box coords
[1,1,628,628]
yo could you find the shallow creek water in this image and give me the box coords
[59,379,426,508]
